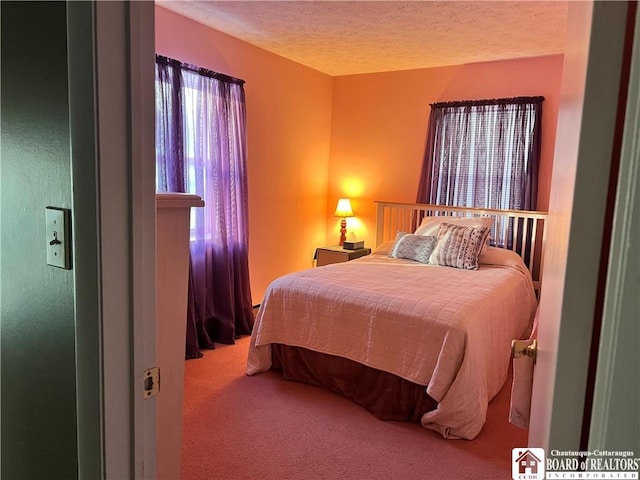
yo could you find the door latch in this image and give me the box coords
[143,367,160,398]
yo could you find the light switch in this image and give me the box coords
[46,207,71,269]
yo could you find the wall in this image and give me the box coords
[328,56,565,247]
[156,6,565,301]
[0,2,78,478]
[155,6,334,302]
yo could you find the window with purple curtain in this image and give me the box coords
[155,55,254,359]
[416,96,543,249]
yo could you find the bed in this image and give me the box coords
[247,201,547,440]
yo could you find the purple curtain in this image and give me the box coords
[416,96,543,248]
[156,56,254,359]
[417,97,543,210]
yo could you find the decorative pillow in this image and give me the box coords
[428,223,491,270]
[414,215,493,253]
[389,232,437,263]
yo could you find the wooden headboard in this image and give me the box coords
[375,201,548,291]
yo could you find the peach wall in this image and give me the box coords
[328,56,564,248]
[156,6,565,302]
[155,6,333,302]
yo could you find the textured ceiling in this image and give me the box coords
[158,1,569,76]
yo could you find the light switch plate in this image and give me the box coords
[46,207,71,269]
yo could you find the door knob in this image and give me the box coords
[511,338,537,363]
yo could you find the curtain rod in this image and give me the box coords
[430,96,544,108]
[155,54,245,86]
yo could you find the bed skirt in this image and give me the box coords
[271,344,438,422]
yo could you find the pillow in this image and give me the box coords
[388,232,437,263]
[370,239,396,256]
[414,215,493,253]
[428,223,491,270]
[479,246,526,268]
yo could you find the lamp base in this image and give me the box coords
[339,218,347,245]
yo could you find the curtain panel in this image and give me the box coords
[416,96,543,249]
[417,96,543,211]
[155,55,254,359]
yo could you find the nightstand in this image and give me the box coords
[314,246,371,267]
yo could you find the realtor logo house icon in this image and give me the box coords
[512,448,545,480]
[518,450,541,474]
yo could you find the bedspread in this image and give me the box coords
[247,251,537,439]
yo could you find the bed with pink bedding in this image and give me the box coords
[247,202,547,440]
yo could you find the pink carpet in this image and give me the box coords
[181,336,527,479]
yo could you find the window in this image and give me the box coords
[155,55,254,355]
[155,80,203,237]
[418,97,543,211]
[417,96,543,247]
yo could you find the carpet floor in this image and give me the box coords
[181,336,527,480]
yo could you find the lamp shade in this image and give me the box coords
[334,198,354,217]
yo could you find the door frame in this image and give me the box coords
[588,2,640,450]
[68,2,156,478]
[529,0,636,450]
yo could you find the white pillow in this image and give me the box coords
[370,240,396,256]
[479,246,527,268]
[414,215,493,236]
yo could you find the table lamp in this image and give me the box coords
[334,198,354,246]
